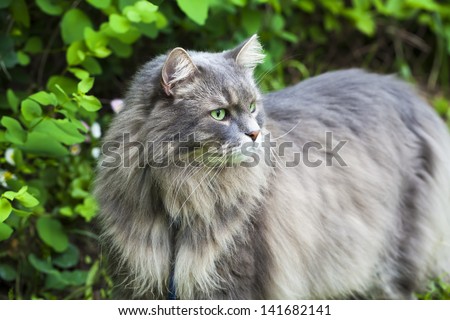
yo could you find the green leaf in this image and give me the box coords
[60,206,74,217]
[87,0,111,9]
[0,223,13,241]
[24,37,43,54]
[11,0,30,27]
[0,0,12,9]
[66,41,86,66]
[36,217,69,252]
[355,13,376,36]
[21,99,42,121]
[77,95,102,112]
[53,244,80,268]
[118,0,139,10]
[11,207,33,218]
[17,51,30,66]
[78,77,95,94]
[45,270,88,289]
[136,22,158,38]
[176,0,209,25]
[36,0,64,16]
[47,75,78,97]
[230,0,246,6]
[15,190,39,208]
[33,119,85,145]
[109,39,133,57]
[271,14,285,32]
[81,57,102,75]
[68,68,90,80]
[135,0,158,23]
[2,191,16,201]
[0,263,16,281]
[83,27,112,58]
[0,198,12,223]
[297,0,315,12]
[242,9,262,34]
[109,14,131,33]
[123,6,141,22]
[405,0,438,10]
[20,131,69,157]
[1,116,27,145]
[61,9,93,44]
[28,253,55,273]
[29,91,58,106]
[75,196,98,222]
[6,89,19,113]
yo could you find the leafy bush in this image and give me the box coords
[0,0,449,299]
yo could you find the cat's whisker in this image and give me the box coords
[175,162,224,218]
[271,120,302,141]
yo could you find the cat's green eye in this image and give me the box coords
[249,103,256,113]
[211,108,226,121]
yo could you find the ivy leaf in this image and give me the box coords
[176,0,209,25]
[0,223,13,241]
[61,9,93,44]
[21,99,42,121]
[0,198,12,223]
[36,217,69,252]
[1,116,27,145]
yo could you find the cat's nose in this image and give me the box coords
[245,130,260,141]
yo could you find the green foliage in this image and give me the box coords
[0,0,449,299]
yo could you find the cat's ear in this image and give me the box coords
[161,47,197,96]
[226,34,265,69]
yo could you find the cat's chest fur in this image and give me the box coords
[157,164,271,299]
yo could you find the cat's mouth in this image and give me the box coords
[174,140,262,167]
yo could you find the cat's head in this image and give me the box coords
[125,35,266,167]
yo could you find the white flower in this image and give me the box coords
[0,170,7,188]
[5,148,15,166]
[91,122,102,139]
[91,147,101,159]
[70,144,81,156]
[110,99,124,114]
[0,170,15,188]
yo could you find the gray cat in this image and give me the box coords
[95,35,450,299]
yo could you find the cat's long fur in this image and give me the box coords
[95,36,450,299]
